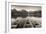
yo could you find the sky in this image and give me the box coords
[11,5,41,12]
